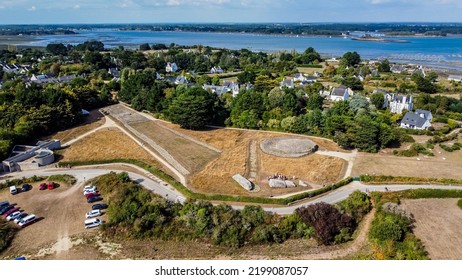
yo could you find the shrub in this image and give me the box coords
[296,202,356,245]
[0,221,17,252]
[48,174,77,185]
[338,191,372,221]
[458,199,462,210]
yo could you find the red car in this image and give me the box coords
[39,183,47,190]
[47,182,55,190]
[85,192,100,199]
[4,207,20,217]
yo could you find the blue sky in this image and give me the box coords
[0,0,461,24]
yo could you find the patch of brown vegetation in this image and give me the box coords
[45,110,105,143]
[58,127,164,171]
[352,152,462,179]
[401,199,462,260]
[184,126,345,197]
[130,121,219,174]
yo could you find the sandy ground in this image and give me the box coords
[0,179,99,260]
[401,198,462,260]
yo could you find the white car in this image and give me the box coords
[6,211,21,221]
[84,218,103,229]
[85,209,102,218]
[83,188,97,196]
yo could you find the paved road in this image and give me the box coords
[3,164,462,215]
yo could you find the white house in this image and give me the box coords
[391,65,404,74]
[400,109,433,130]
[166,62,178,73]
[210,66,223,74]
[294,73,306,82]
[174,75,190,85]
[448,75,462,82]
[280,78,294,89]
[375,89,414,114]
[329,85,352,102]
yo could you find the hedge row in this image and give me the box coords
[59,159,352,205]
[0,175,46,191]
[360,175,462,186]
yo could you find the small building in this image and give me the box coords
[280,78,294,89]
[210,66,223,74]
[108,68,120,79]
[391,65,404,74]
[2,140,61,172]
[375,89,414,114]
[400,110,433,130]
[330,85,352,102]
[166,62,178,73]
[448,75,462,82]
[174,75,190,85]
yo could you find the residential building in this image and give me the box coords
[391,65,404,74]
[329,85,352,102]
[400,109,433,130]
[210,66,223,74]
[280,78,294,89]
[174,75,190,85]
[375,89,414,114]
[166,62,178,73]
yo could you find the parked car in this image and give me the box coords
[84,218,103,229]
[4,207,20,217]
[83,187,97,195]
[0,205,14,215]
[85,209,102,218]
[92,203,108,210]
[87,196,103,203]
[83,185,96,191]
[6,211,22,221]
[14,213,28,224]
[39,183,47,190]
[18,214,37,228]
[85,192,100,199]
[9,186,18,195]
[21,184,31,192]
[0,200,9,209]
[47,182,55,190]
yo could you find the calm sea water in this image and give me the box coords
[29,29,462,71]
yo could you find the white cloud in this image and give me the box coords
[73,4,80,9]
[27,5,36,11]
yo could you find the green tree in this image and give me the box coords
[370,92,385,109]
[341,51,361,67]
[139,43,151,51]
[168,87,216,129]
[378,59,391,72]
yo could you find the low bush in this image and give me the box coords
[458,199,462,210]
[0,221,17,253]
[48,174,77,185]
[360,175,462,186]
[0,175,46,191]
[393,143,434,157]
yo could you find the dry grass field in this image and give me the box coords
[130,121,219,174]
[353,132,462,178]
[58,127,165,172]
[401,199,462,260]
[45,110,105,144]
[158,124,346,196]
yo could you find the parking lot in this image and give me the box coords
[0,179,103,259]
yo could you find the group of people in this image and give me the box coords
[267,173,288,181]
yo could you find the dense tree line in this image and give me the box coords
[96,172,370,247]
[0,78,113,159]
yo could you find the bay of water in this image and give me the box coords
[29,29,462,71]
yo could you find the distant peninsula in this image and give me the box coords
[352,34,409,43]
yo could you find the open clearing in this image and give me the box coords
[44,109,105,144]
[161,125,346,197]
[57,127,167,173]
[0,179,94,260]
[352,149,462,179]
[401,199,462,260]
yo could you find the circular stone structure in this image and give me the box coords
[260,137,318,158]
